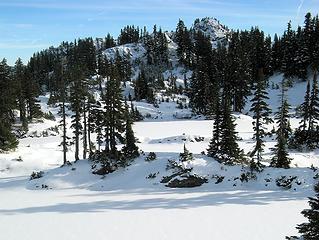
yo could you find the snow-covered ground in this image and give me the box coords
[0,74,317,240]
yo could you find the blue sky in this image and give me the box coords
[1,0,318,65]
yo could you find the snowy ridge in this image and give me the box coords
[193,17,228,46]
[103,43,147,62]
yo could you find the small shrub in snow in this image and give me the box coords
[276,176,298,189]
[194,136,204,142]
[166,174,208,188]
[179,144,193,162]
[153,102,159,108]
[145,152,157,162]
[146,172,159,179]
[240,171,257,183]
[91,151,119,175]
[30,171,44,180]
[250,160,265,173]
[160,173,180,184]
[176,101,183,109]
[212,175,225,184]
[285,237,300,240]
[310,164,317,172]
[12,156,23,162]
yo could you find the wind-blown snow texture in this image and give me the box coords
[0,19,318,240]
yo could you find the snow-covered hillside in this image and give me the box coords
[102,17,228,84]
[0,72,318,240]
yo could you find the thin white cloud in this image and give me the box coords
[297,0,305,21]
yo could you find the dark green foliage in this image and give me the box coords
[29,171,44,180]
[13,58,28,131]
[179,144,193,162]
[217,97,243,164]
[145,152,157,162]
[226,30,252,112]
[175,19,193,67]
[0,58,18,151]
[207,94,222,157]
[208,87,243,165]
[114,50,132,83]
[130,101,144,121]
[134,68,150,101]
[249,68,273,166]
[296,181,319,239]
[276,175,297,189]
[144,25,169,66]
[118,25,140,45]
[103,64,126,154]
[68,65,85,161]
[190,31,219,115]
[271,80,292,168]
[291,71,319,149]
[122,103,139,160]
[166,175,208,188]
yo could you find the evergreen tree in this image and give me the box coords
[175,19,193,67]
[217,90,243,165]
[23,66,41,120]
[122,102,139,160]
[13,58,28,131]
[271,79,291,168]
[307,69,319,145]
[179,144,193,162]
[249,68,273,166]
[296,181,319,240]
[103,64,126,155]
[226,31,251,112]
[0,58,18,151]
[57,60,71,166]
[300,79,311,132]
[271,34,283,72]
[69,65,85,161]
[90,100,104,151]
[303,12,314,67]
[281,21,297,80]
[295,26,309,80]
[207,94,222,157]
[134,68,149,101]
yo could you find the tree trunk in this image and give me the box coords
[62,100,67,165]
[83,101,87,159]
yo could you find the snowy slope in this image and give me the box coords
[102,17,228,83]
[104,43,147,62]
[0,116,316,240]
[0,65,318,240]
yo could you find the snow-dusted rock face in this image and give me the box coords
[103,43,147,62]
[193,17,229,47]
[103,17,228,65]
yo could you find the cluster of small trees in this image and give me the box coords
[57,59,139,166]
[0,58,41,151]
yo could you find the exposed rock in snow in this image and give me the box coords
[193,17,229,47]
